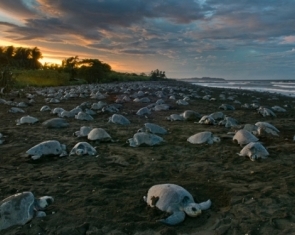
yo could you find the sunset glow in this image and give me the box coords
[0,0,294,80]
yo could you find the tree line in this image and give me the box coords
[0,45,42,69]
[0,45,166,83]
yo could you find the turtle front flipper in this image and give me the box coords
[31,155,42,160]
[157,211,186,225]
[198,199,212,210]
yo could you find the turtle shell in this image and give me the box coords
[233,129,258,146]
[69,142,97,156]
[0,192,35,231]
[187,131,213,144]
[75,112,94,121]
[109,114,130,125]
[128,132,163,147]
[26,140,64,157]
[87,128,112,141]
[17,115,39,125]
[145,184,194,212]
[42,118,69,129]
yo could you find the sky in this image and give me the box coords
[0,0,295,80]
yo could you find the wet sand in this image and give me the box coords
[1,80,295,235]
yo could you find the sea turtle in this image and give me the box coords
[257,106,276,117]
[16,115,39,125]
[69,142,97,156]
[51,107,65,116]
[85,108,96,115]
[153,104,170,111]
[42,118,69,128]
[166,114,184,121]
[91,101,107,110]
[238,142,269,161]
[208,111,224,120]
[60,110,75,118]
[138,123,167,135]
[243,124,258,135]
[40,105,51,112]
[136,107,151,116]
[0,191,54,231]
[187,131,220,144]
[26,140,67,160]
[219,116,238,128]
[180,110,201,121]
[271,105,286,112]
[176,99,189,105]
[219,104,235,110]
[233,129,258,146]
[127,132,164,147]
[75,111,94,121]
[87,128,113,142]
[74,126,93,137]
[16,102,28,108]
[143,184,211,225]
[9,107,25,113]
[102,105,119,113]
[255,121,279,136]
[198,115,216,125]
[108,114,130,125]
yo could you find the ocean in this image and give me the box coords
[190,80,295,98]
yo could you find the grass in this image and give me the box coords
[10,69,164,89]
[14,69,70,87]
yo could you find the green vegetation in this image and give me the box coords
[0,45,167,91]
[14,69,70,87]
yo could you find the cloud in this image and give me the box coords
[0,0,38,17]
[0,0,294,79]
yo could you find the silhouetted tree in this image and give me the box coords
[150,69,166,80]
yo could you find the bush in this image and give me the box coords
[0,67,16,93]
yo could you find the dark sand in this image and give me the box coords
[1,80,295,235]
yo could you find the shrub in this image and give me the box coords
[0,67,16,93]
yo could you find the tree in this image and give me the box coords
[150,69,166,80]
[77,58,111,83]
[62,56,79,80]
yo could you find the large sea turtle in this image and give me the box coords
[108,114,130,125]
[127,132,164,147]
[143,184,211,225]
[255,121,279,136]
[69,142,97,156]
[233,129,259,146]
[74,126,93,137]
[26,140,67,160]
[0,191,54,231]
[198,115,216,125]
[42,118,69,128]
[238,142,269,161]
[138,123,167,135]
[16,115,39,125]
[87,128,113,142]
[187,131,220,144]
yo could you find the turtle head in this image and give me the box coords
[184,203,202,217]
[250,154,258,161]
[213,136,221,143]
[76,148,85,156]
[35,196,54,210]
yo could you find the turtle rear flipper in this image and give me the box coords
[158,211,186,225]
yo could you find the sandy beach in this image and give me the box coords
[1,80,295,235]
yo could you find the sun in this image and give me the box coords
[39,57,62,65]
